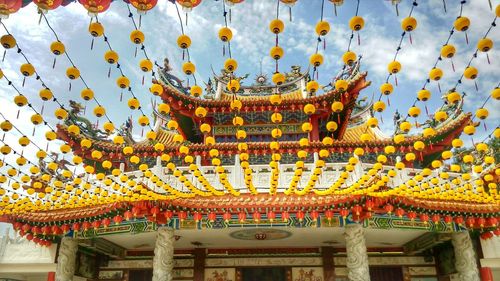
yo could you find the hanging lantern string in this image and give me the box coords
[470,83,500,123]
[400,12,497,125]
[40,13,115,125]
[0,171,46,204]
[395,2,466,126]
[0,73,57,134]
[452,15,497,90]
[221,1,233,58]
[0,113,58,164]
[376,0,418,103]
[346,0,360,52]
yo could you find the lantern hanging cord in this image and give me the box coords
[222,1,232,58]
[346,0,361,51]
[470,82,500,122]
[376,0,418,102]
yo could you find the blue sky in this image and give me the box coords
[0,0,498,156]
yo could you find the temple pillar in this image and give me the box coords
[152,227,175,281]
[321,247,335,281]
[55,237,78,281]
[451,231,480,281]
[193,248,206,281]
[344,223,370,281]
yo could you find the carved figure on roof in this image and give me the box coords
[118,117,135,144]
[353,96,369,112]
[220,68,249,83]
[37,152,74,183]
[162,57,172,73]
[285,65,302,81]
[66,100,108,140]
[203,78,215,99]
[393,110,402,128]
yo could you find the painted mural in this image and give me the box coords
[205,268,235,281]
[292,267,324,281]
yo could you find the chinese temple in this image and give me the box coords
[0,1,499,281]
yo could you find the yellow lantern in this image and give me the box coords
[81,88,94,101]
[408,106,420,118]
[270,46,284,60]
[299,138,309,147]
[128,98,140,110]
[434,111,448,122]
[93,105,106,117]
[224,58,238,72]
[447,91,461,104]
[315,21,330,36]
[301,122,312,133]
[103,122,114,133]
[306,80,319,93]
[20,63,35,77]
[475,108,488,120]
[388,60,401,74]
[326,121,337,132]
[303,104,316,115]
[195,106,207,118]
[200,123,211,134]
[310,53,324,67]
[463,66,478,79]
[230,99,242,111]
[182,61,195,75]
[477,38,493,52]
[0,34,16,49]
[104,50,119,64]
[272,72,285,85]
[380,83,393,95]
[232,116,244,126]
[116,76,130,89]
[66,67,80,80]
[454,16,470,32]
[269,19,285,34]
[331,101,343,113]
[177,34,191,48]
[491,88,500,100]
[452,138,463,148]
[190,85,202,97]
[413,141,425,151]
[0,121,12,132]
[138,115,150,126]
[130,29,145,44]
[271,112,282,123]
[139,59,153,72]
[236,129,247,140]
[401,16,417,32]
[67,124,80,135]
[54,108,68,120]
[342,51,356,65]
[218,27,232,42]
[14,95,27,107]
[89,22,104,37]
[335,79,348,92]
[227,79,240,92]
[271,128,282,139]
[31,114,43,125]
[417,89,431,101]
[349,16,364,31]
[463,125,475,135]
[366,117,378,128]
[429,67,443,81]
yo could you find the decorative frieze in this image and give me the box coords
[205,257,322,267]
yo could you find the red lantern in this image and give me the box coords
[267,210,276,222]
[165,210,174,221]
[444,215,453,224]
[102,218,111,228]
[72,222,81,232]
[324,210,334,222]
[225,0,244,5]
[395,208,405,218]
[61,224,70,234]
[124,210,133,221]
[132,206,141,218]
[178,211,188,222]
[113,215,123,225]
[481,232,494,240]
[129,0,158,13]
[384,204,394,215]
[51,225,61,235]
[352,205,362,216]
[477,217,486,228]
[82,221,91,231]
[238,211,246,223]
[431,214,441,224]
[41,225,50,235]
[78,0,112,15]
[26,233,34,241]
[208,212,217,222]
[0,0,22,18]
[310,210,319,221]
[252,211,261,223]
[13,222,22,230]
[365,199,374,211]
[281,211,290,222]
[488,217,498,227]
[32,226,41,235]
[296,210,305,222]
[454,216,464,226]
[493,228,500,236]
[33,0,63,13]
[33,237,40,244]
[92,220,101,230]
[150,206,160,217]
[466,217,476,228]
[339,208,349,218]
[223,212,232,222]
[193,212,203,222]
[419,214,429,224]
[22,224,31,233]
[407,211,417,221]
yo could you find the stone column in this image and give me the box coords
[55,237,78,281]
[344,223,370,281]
[451,231,480,281]
[152,227,175,281]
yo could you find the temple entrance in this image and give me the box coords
[241,267,287,281]
[369,266,404,281]
[128,269,152,281]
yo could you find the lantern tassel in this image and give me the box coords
[68,82,72,92]
[182,49,185,60]
[41,103,44,115]
[451,59,455,72]
[409,33,413,44]
[134,47,138,58]
[52,58,56,69]
[229,9,232,24]
[186,12,188,26]
[141,128,144,137]
[22,77,26,87]
[443,0,447,12]
[222,45,225,57]
[488,0,492,10]
[32,127,35,137]
[2,50,6,62]
[139,15,142,29]
[395,75,398,86]
[38,13,43,25]
[486,53,491,64]
[474,81,478,91]
[438,82,441,93]
[425,104,429,116]
[323,38,326,50]
[289,7,292,21]
[17,109,20,119]
[107,67,111,78]
[357,33,361,45]
[465,32,469,45]
[395,4,399,16]
[483,122,487,131]
[91,38,94,50]
[334,5,337,16]
[120,91,123,102]
[46,143,49,151]
[387,97,391,107]
[142,75,145,85]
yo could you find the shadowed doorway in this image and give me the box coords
[241,267,287,281]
